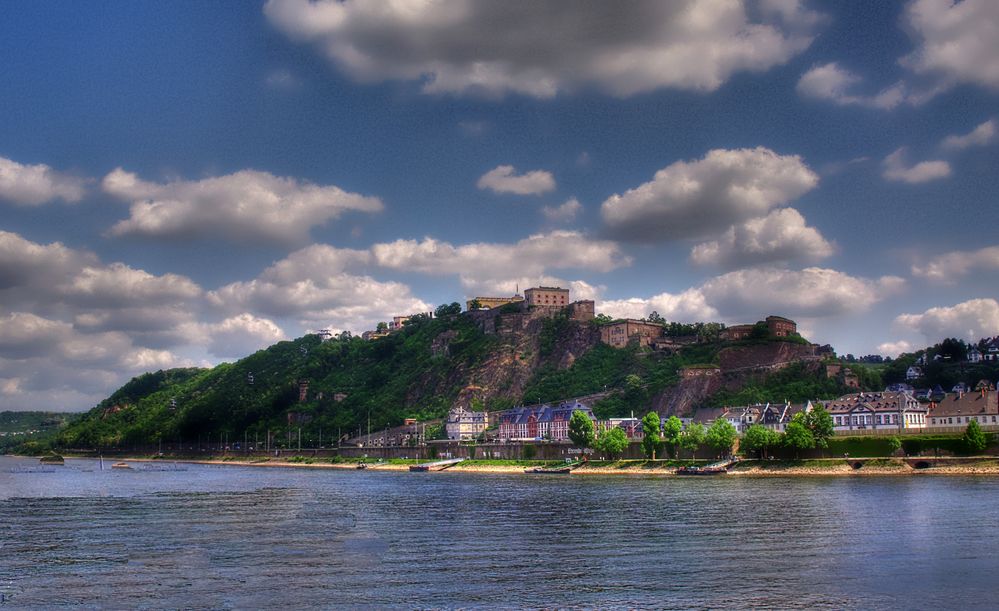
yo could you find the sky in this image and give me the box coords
[1,0,998,412]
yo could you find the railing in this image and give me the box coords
[834,425,999,437]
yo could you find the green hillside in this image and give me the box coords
[55,314,498,448]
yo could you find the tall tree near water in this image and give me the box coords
[568,410,595,449]
[641,411,662,459]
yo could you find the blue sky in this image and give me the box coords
[1,0,998,411]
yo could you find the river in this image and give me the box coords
[2,455,998,609]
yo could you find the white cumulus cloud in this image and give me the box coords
[208,244,431,331]
[0,155,88,206]
[477,165,556,196]
[895,298,999,342]
[700,267,905,319]
[541,198,582,223]
[371,230,630,290]
[203,313,287,359]
[690,207,833,269]
[796,62,907,109]
[102,167,383,244]
[882,148,951,184]
[263,0,820,98]
[601,147,819,242]
[912,245,999,283]
[877,340,914,358]
[941,119,996,151]
[901,0,999,94]
[599,289,718,323]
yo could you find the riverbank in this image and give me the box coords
[43,455,999,476]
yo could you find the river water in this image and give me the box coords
[2,455,998,609]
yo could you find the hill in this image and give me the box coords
[48,310,880,451]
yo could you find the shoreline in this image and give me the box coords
[37,455,999,477]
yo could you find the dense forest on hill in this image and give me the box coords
[55,314,497,449]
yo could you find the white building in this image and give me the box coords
[825,392,927,432]
[445,406,487,441]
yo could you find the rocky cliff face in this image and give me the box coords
[440,310,601,410]
[651,341,821,416]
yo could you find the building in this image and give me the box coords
[906,366,923,381]
[968,347,982,363]
[604,417,644,440]
[600,319,665,348]
[723,324,755,341]
[825,392,927,432]
[722,316,797,340]
[926,391,998,428]
[765,316,797,337]
[466,294,524,311]
[445,406,487,441]
[497,401,595,441]
[524,286,570,308]
[567,300,595,322]
[984,337,999,361]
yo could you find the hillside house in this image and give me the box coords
[906,366,923,381]
[825,392,927,432]
[927,391,998,428]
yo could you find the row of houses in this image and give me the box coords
[446,401,649,442]
[688,387,999,434]
[467,386,999,443]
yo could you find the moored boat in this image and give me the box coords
[524,466,572,474]
[111,462,132,470]
[675,465,727,476]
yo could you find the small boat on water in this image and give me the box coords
[355,463,368,470]
[39,455,65,465]
[111,462,132,470]
[675,465,728,476]
[524,465,572,474]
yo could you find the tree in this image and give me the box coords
[803,405,834,450]
[641,411,662,459]
[705,418,738,457]
[963,419,988,454]
[434,302,461,318]
[680,422,705,460]
[593,313,614,325]
[937,337,968,363]
[749,321,769,339]
[697,322,725,343]
[783,420,815,458]
[594,426,629,459]
[647,311,665,324]
[568,410,595,449]
[376,322,388,332]
[887,436,902,455]
[468,299,482,310]
[661,415,683,459]
[741,424,779,459]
